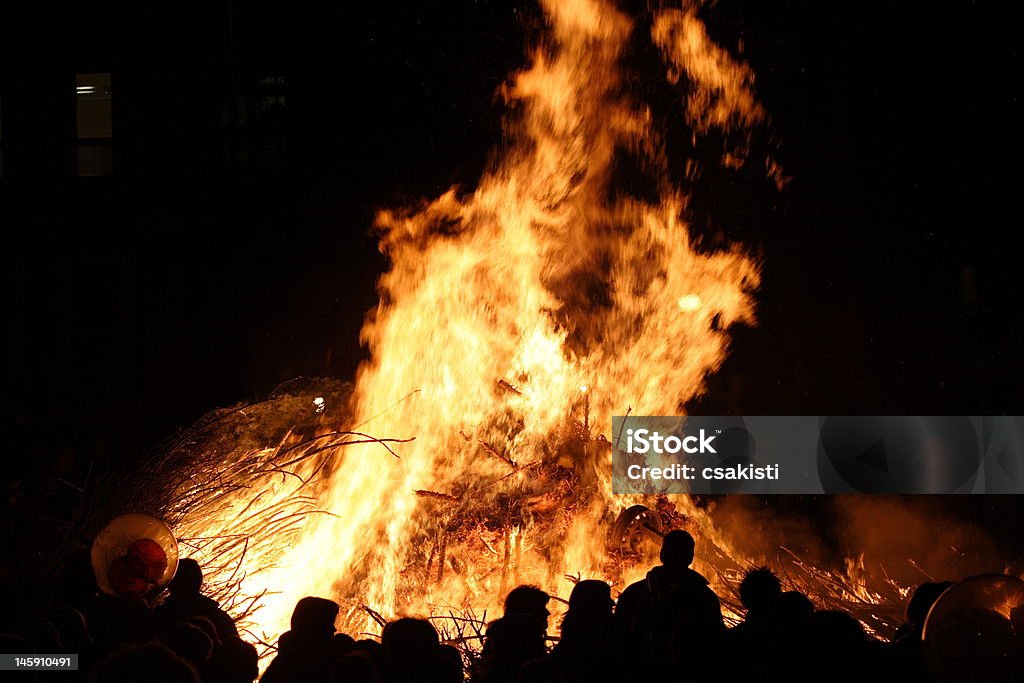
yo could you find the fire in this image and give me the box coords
[843,555,882,603]
[178,0,766,647]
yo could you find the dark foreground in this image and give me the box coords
[1,530,1020,682]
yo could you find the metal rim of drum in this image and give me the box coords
[610,504,663,552]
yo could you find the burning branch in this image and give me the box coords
[414,490,462,503]
[276,431,414,465]
[426,608,498,673]
[60,379,433,644]
[478,440,517,468]
[497,379,522,396]
[351,388,422,431]
[361,604,388,629]
[774,546,906,637]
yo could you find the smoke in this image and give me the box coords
[706,494,1011,590]
[705,495,834,569]
[830,496,1006,585]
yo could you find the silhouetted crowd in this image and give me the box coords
[1,530,1018,681]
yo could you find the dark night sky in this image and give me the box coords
[2,1,1021,477]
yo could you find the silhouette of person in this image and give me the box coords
[502,585,551,628]
[886,581,953,683]
[436,644,464,683]
[380,617,451,683]
[472,586,550,683]
[154,559,237,642]
[333,650,381,683]
[46,606,91,653]
[333,631,356,660]
[774,590,813,629]
[164,621,213,669]
[473,614,546,683]
[204,636,260,683]
[521,579,618,683]
[89,642,200,683]
[261,596,339,683]
[764,590,816,682]
[895,581,953,643]
[726,566,782,679]
[805,610,876,683]
[734,566,781,636]
[615,530,723,674]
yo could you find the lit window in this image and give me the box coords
[76,73,113,176]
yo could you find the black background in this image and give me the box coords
[2,0,1020,480]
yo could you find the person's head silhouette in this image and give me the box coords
[659,530,696,571]
[290,596,339,637]
[503,585,551,625]
[906,581,953,627]
[169,559,203,596]
[739,566,781,617]
[566,580,613,620]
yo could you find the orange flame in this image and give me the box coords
[181,0,765,646]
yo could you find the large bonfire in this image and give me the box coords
[142,0,900,655]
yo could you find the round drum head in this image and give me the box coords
[91,513,179,599]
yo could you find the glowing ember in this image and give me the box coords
[177,0,767,648]
[677,294,702,312]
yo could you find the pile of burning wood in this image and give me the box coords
[69,377,907,652]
